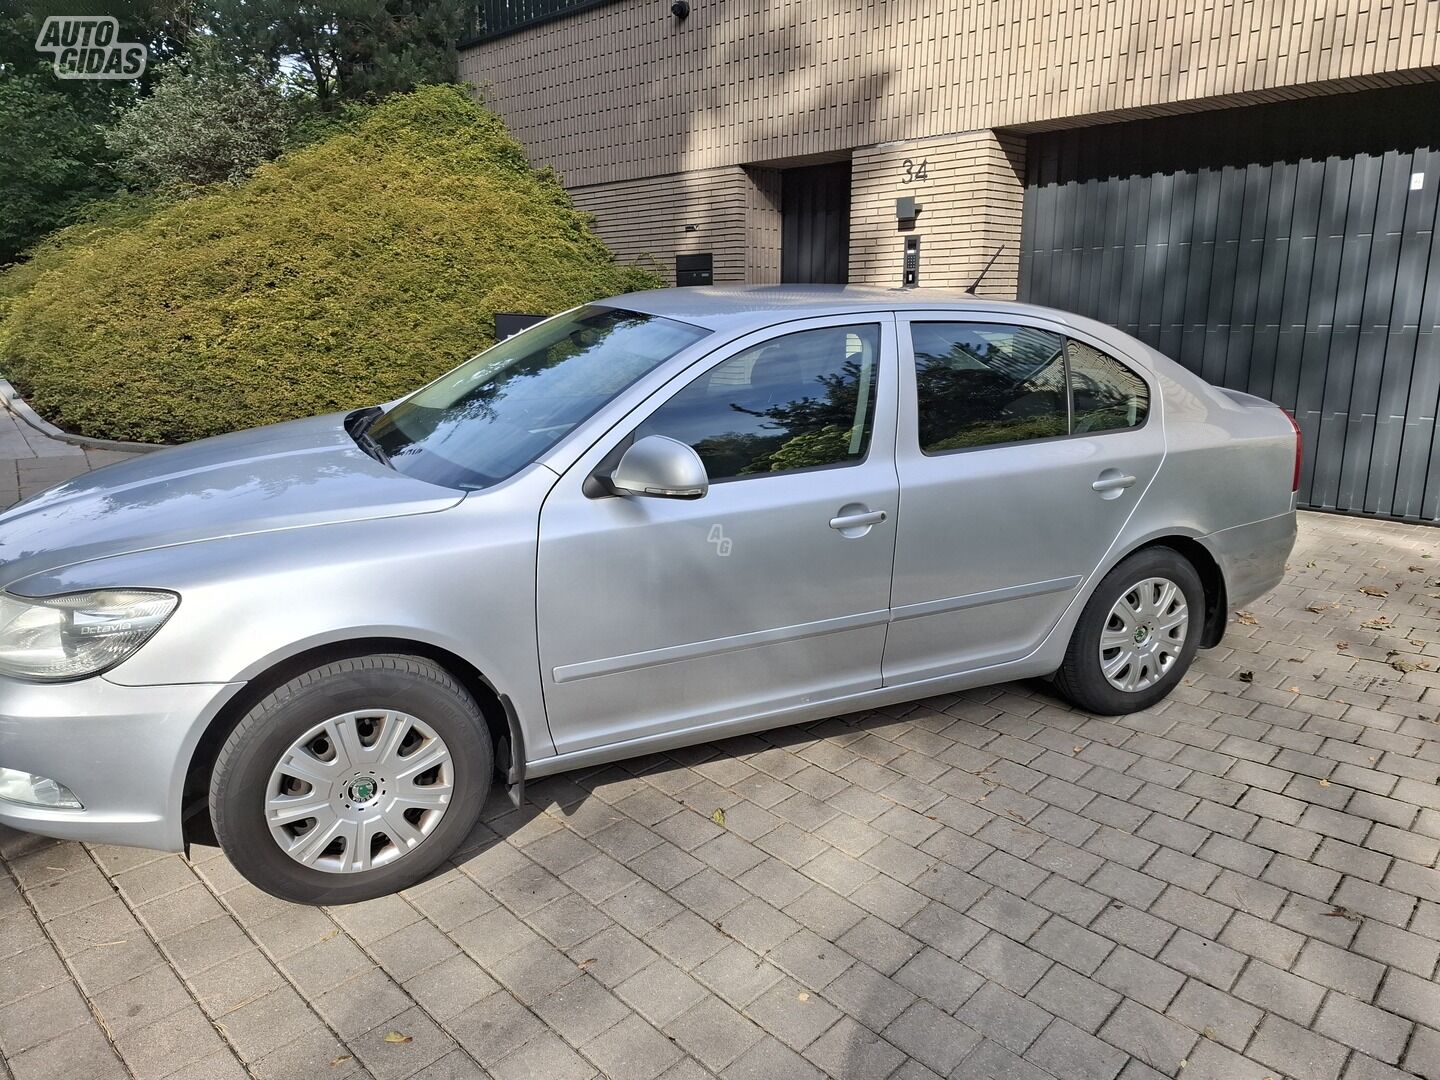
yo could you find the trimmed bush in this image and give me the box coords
[0,85,659,443]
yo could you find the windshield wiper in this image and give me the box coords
[346,406,392,467]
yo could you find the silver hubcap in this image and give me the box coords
[1099,576,1190,693]
[266,709,453,874]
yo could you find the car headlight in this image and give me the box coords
[0,589,179,681]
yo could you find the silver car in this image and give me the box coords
[0,287,1298,903]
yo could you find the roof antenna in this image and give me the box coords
[966,245,1005,295]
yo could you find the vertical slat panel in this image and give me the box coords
[1296,156,1353,505]
[1344,149,1409,512]
[1272,156,1326,418]
[1394,149,1440,520]
[1312,151,1380,510]
[1200,165,1245,386]
[1247,158,1297,402]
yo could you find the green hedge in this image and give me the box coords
[0,86,660,443]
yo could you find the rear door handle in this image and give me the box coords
[1091,474,1137,493]
[829,509,887,530]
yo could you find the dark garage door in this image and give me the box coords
[1020,84,1440,522]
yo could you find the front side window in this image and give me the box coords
[635,324,881,481]
[1068,338,1149,432]
[369,306,710,490]
[912,322,1069,452]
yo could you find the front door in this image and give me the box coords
[883,314,1166,685]
[537,316,900,755]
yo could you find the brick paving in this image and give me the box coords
[3,409,1440,1079]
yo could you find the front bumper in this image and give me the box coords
[0,675,243,852]
[1203,509,1298,611]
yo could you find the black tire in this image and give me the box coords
[210,654,492,905]
[1053,547,1205,716]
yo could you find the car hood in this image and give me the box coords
[0,412,464,588]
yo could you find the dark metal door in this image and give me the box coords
[1021,84,1440,522]
[782,162,851,284]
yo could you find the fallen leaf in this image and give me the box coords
[1360,617,1390,630]
[1288,687,1301,693]
[1236,611,1258,625]
[711,808,726,826]
[1336,642,1350,651]
[1361,586,1389,597]
[577,957,598,969]
[382,1032,413,1045]
[1411,566,1428,573]
[1072,746,1083,755]
[1306,602,1331,614]
[331,1055,353,1068]
[1289,657,1304,662]
[1392,658,1418,673]
[1324,905,1362,922]
[1237,670,1254,683]
[1319,779,1330,788]
[1202,1026,1216,1040]
[797,992,810,1002]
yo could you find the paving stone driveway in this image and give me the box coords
[3,410,1440,1080]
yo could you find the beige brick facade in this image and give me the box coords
[569,165,783,285]
[461,0,1440,295]
[848,130,1026,295]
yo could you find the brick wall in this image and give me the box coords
[849,130,1026,297]
[570,165,782,286]
[462,0,1440,190]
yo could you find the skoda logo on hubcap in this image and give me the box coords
[349,776,378,803]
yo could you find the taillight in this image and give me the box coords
[1283,409,1302,492]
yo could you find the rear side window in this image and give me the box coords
[1068,338,1149,432]
[911,323,1068,452]
[635,324,880,481]
[910,322,1149,453]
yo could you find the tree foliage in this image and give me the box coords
[105,59,295,188]
[0,86,660,443]
[0,76,115,264]
[206,0,467,104]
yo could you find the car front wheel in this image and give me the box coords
[209,654,492,904]
[1053,547,1205,716]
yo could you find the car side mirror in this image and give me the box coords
[609,435,709,499]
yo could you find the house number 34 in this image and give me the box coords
[901,158,929,183]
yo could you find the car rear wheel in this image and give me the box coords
[1053,547,1204,716]
[210,654,492,904]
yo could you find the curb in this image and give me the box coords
[0,378,162,454]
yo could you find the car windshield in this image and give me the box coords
[368,306,710,490]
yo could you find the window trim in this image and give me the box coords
[633,320,887,485]
[581,314,896,494]
[900,316,1153,459]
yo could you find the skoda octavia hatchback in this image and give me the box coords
[0,287,1298,902]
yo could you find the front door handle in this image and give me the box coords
[829,509,887,531]
[1091,473,1137,493]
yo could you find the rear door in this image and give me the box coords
[883,313,1166,685]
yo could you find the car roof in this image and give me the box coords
[599,285,1086,335]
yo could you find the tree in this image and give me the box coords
[106,57,295,188]
[206,0,467,105]
[0,0,193,261]
[0,76,115,263]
